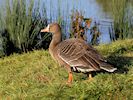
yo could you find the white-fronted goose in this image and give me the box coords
[41,23,117,83]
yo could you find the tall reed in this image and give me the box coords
[0,0,47,53]
[112,0,126,39]
[96,0,133,40]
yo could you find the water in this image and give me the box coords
[0,0,114,43]
[42,0,106,19]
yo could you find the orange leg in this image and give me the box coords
[68,72,73,83]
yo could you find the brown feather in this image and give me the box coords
[42,23,117,74]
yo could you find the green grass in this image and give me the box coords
[0,39,133,100]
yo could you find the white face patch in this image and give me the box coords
[47,24,50,31]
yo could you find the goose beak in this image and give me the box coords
[40,25,50,33]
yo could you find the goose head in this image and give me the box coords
[40,23,62,48]
[41,23,61,35]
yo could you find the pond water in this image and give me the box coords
[0,0,114,43]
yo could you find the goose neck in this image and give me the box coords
[49,32,62,49]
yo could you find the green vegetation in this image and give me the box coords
[0,0,48,54]
[112,0,133,39]
[0,39,133,100]
[96,0,133,40]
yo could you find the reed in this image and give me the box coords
[0,0,48,54]
[112,0,127,39]
[96,0,133,40]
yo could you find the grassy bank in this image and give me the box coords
[0,39,133,100]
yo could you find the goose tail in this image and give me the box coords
[100,63,117,72]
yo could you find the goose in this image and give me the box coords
[40,23,117,83]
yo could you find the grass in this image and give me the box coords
[0,39,133,100]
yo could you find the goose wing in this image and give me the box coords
[57,39,105,71]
